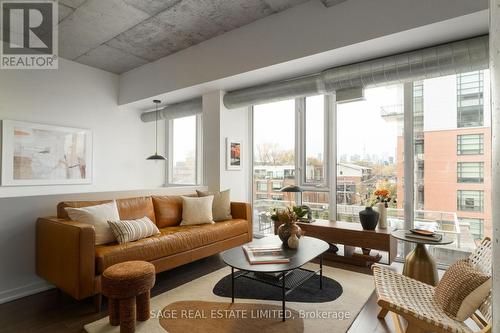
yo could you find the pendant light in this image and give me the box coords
[146,100,166,160]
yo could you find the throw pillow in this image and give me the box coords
[107,217,160,244]
[434,259,491,321]
[180,196,214,226]
[65,201,120,245]
[196,189,232,221]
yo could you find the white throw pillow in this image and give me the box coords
[108,217,160,244]
[65,201,120,245]
[180,196,215,226]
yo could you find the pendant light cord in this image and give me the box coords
[155,103,158,153]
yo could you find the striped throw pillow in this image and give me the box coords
[108,217,160,244]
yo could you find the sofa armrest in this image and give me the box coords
[231,202,252,242]
[36,217,95,300]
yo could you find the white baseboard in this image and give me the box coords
[0,281,53,304]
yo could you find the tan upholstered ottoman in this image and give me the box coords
[102,261,156,333]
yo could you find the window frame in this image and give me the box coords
[297,95,331,190]
[457,162,484,183]
[165,114,203,186]
[457,190,484,212]
[457,134,484,155]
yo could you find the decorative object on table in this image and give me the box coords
[1,120,92,186]
[242,244,290,264]
[287,232,300,249]
[271,206,302,247]
[226,138,242,170]
[359,206,379,230]
[146,100,166,160]
[102,261,156,333]
[405,231,443,242]
[372,188,397,229]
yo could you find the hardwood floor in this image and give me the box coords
[0,255,399,333]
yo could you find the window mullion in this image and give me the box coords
[403,82,415,255]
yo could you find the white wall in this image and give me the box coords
[219,102,250,202]
[0,58,166,198]
[202,90,250,202]
[119,0,488,106]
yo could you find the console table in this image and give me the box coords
[275,220,397,266]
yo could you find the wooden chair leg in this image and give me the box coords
[108,298,120,326]
[391,312,405,333]
[136,291,150,321]
[377,307,389,319]
[93,293,102,313]
[119,297,136,333]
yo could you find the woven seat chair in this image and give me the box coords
[373,237,492,333]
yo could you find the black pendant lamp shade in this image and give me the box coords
[146,99,166,161]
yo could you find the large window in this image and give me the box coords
[250,69,491,263]
[253,99,296,232]
[457,190,484,212]
[457,162,484,183]
[167,115,202,185]
[457,134,484,155]
[457,71,484,128]
[459,218,484,240]
[304,95,326,185]
[336,84,403,224]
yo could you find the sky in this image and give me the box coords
[253,85,403,162]
[170,84,404,165]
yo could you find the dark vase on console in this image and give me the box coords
[359,207,379,230]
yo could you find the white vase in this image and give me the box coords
[287,233,300,249]
[376,202,388,229]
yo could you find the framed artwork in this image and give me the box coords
[226,138,242,170]
[1,120,92,186]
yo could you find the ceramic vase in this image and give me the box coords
[376,202,388,229]
[287,233,300,249]
[277,222,301,248]
[359,206,379,230]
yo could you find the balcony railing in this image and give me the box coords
[253,198,477,265]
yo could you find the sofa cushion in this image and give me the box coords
[58,197,156,224]
[95,219,249,274]
[180,196,214,226]
[152,196,183,228]
[65,201,120,245]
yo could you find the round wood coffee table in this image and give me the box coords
[391,230,453,286]
[221,235,329,321]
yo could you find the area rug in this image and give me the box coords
[213,272,343,302]
[84,263,374,333]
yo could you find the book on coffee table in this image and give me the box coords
[242,245,290,264]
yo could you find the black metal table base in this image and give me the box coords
[230,255,323,322]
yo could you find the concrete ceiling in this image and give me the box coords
[57,0,315,74]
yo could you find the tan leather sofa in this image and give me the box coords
[36,195,252,309]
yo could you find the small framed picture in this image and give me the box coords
[226,138,242,170]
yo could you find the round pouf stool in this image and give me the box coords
[102,261,155,333]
